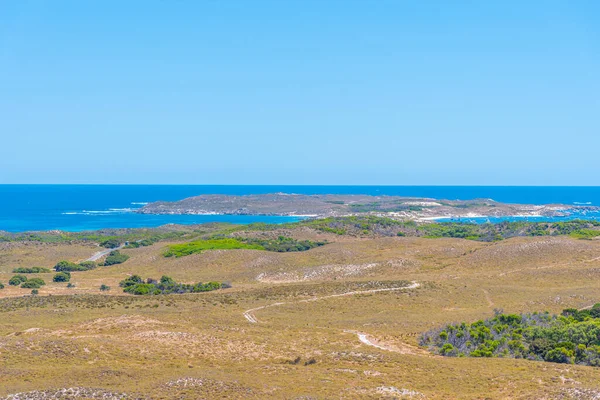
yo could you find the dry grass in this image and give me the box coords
[2,232,600,398]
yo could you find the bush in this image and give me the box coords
[99,284,111,292]
[119,276,226,295]
[9,275,28,286]
[78,261,97,270]
[55,260,96,272]
[67,283,75,288]
[119,275,143,288]
[100,238,121,248]
[101,251,129,266]
[21,278,46,289]
[12,267,51,273]
[0,282,4,289]
[421,308,600,367]
[53,272,71,282]
[31,289,39,295]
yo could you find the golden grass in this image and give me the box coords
[2,233,600,398]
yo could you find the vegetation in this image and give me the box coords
[100,238,121,248]
[100,251,130,266]
[8,275,28,286]
[421,306,600,366]
[20,278,46,289]
[54,260,97,272]
[0,282,4,289]
[53,272,71,282]
[12,266,51,274]
[164,238,264,257]
[285,216,600,242]
[99,284,111,292]
[30,289,38,295]
[119,275,225,295]
[239,236,326,252]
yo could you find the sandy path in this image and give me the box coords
[85,244,124,262]
[243,282,420,324]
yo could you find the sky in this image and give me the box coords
[1,0,599,185]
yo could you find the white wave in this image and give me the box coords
[574,202,592,205]
[131,202,148,205]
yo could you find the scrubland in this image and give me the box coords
[2,223,600,399]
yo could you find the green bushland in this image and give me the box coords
[53,272,71,282]
[281,216,600,242]
[421,306,600,366]
[164,238,264,257]
[20,278,46,289]
[12,267,51,274]
[100,250,130,266]
[119,275,225,295]
[9,275,28,286]
[55,260,97,272]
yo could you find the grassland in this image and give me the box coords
[2,221,600,398]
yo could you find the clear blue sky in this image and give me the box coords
[1,0,598,185]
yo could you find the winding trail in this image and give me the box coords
[243,281,420,324]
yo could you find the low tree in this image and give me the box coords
[99,284,111,292]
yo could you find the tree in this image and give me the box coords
[99,284,111,292]
[31,289,39,295]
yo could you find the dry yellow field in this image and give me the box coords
[2,231,600,399]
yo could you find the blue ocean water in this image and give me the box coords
[1,185,600,232]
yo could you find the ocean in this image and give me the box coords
[2,185,600,232]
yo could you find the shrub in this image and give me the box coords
[55,260,96,272]
[78,261,97,270]
[12,267,51,273]
[101,251,129,266]
[31,289,39,295]
[100,238,121,248]
[9,275,28,286]
[99,284,111,292]
[21,278,46,289]
[119,276,226,295]
[421,308,600,367]
[0,282,4,289]
[119,275,143,288]
[67,283,75,288]
[53,272,71,282]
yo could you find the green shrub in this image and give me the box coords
[67,283,75,288]
[31,289,39,295]
[53,272,71,282]
[99,284,111,292]
[21,278,46,289]
[0,282,4,289]
[421,308,600,367]
[101,251,129,266]
[12,267,51,273]
[54,260,96,272]
[119,276,226,295]
[78,261,97,270]
[9,275,28,286]
[100,238,121,248]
